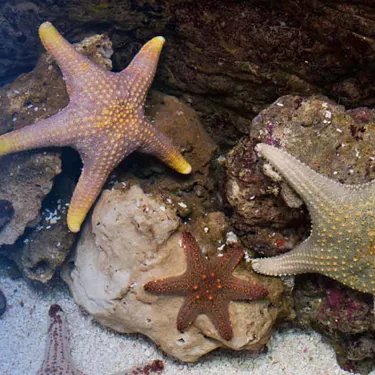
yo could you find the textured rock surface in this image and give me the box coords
[294,275,375,374]
[227,95,375,255]
[1,1,375,146]
[63,185,286,362]
[20,177,76,283]
[0,153,61,246]
[0,33,113,280]
[0,289,6,316]
[225,95,375,371]
[113,90,218,221]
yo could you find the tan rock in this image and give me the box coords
[63,185,284,362]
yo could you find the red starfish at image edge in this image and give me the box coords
[144,232,269,341]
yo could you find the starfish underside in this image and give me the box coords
[252,143,375,295]
[144,232,268,341]
[0,22,191,232]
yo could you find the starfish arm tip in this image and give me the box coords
[155,36,166,43]
[38,21,58,41]
[255,142,271,157]
[147,36,165,52]
[251,258,280,276]
[67,213,84,233]
[166,153,191,174]
[179,161,192,174]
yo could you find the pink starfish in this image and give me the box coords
[37,304,164,375]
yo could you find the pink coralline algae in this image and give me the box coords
[37,304,164,375]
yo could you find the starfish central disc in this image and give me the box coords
[144,232,268,341]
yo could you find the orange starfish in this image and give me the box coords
[0,22,191,233]
[144,232,268,341]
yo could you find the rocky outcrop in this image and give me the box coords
[226,95,375,256]
[63,185,287,362]
[225,95,375,372]
[1,1,375,146]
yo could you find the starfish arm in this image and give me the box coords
[251,238,321,276]
[39,22,103,96]
[121,36,165,107]
[176,296,201,332]
[215,245,244,274]
[207,302,233,341]
[223,277,269,301]
[255,143,350,215]
[67,156,115,233]
[139,121,191,174]
[144,275,191,295]
[181,231,210,273]
[37,304,82,375]
[0,108,75,156]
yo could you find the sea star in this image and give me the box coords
[252,143,375,295]
[37,304,165,375]
[144,232,268,341]
[37,304,84,375]
[0,22,191,233]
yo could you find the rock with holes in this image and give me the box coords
[62,184,286,362]
[225,95,375,371]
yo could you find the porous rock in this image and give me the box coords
[226,95,375,256]
[294,275,375,374]
[63,185,285,362]
[225,95,375,371]
[2,1,375,146]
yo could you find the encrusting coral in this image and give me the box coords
[37,304,164,375]
[0,22,191,233]
[252,143,375,295]
[144,231,269,341]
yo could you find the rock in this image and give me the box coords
[0,200,14,230]
[294,275,375,374]
[0,153,61,246]
[116,90,217,192]
[0,33,113,280]
[145,91,217,189]
[20,176,76,283]
[226,95,375,255]
[225,95,375,371]
[0,289,6,316]
[226,136,306,257]
[1,1,375,146]
[112,90,218,223]
[63,185,286,362]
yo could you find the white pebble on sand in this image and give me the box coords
[0,263,373,375]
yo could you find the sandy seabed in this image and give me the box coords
[0,262,374,375]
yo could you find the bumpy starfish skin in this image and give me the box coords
[144,232,268,341]
[38,305,164,375]
[37,304,84,375]
[0,22,191,232]
[252,143,375,295]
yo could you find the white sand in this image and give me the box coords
[0,262,373,375]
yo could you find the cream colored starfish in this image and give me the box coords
[252,143,375,295]
[0,22,191,233]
